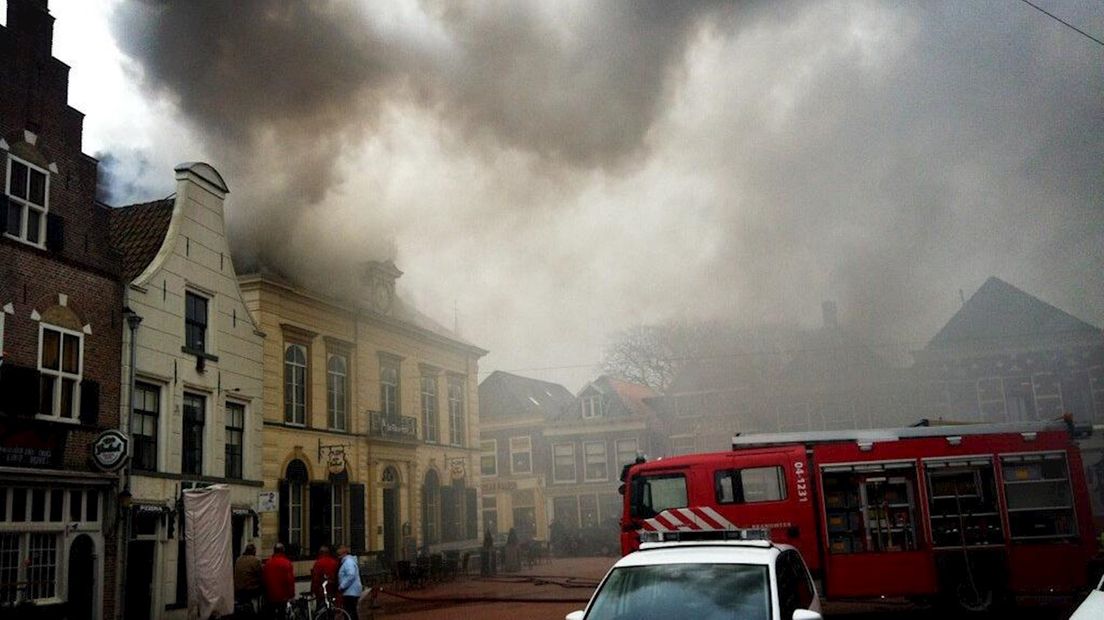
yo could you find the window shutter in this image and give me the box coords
[349,483,366,553]
[309,482,330,554]
[46,213,64,253]
[0,364,40,416]
[465,487,478,540]
[278,480,289,548]
[79,380,100,426]
[439,485,454,542]
[0,195,8,233]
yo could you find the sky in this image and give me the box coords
[27,0,1104,391]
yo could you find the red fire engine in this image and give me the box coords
[620,420,1099,610]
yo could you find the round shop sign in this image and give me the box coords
[92,430,129,472]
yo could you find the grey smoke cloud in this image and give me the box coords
[105,0,1104,387]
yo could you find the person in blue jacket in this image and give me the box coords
[336,544,363,615]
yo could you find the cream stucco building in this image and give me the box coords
[239,262,486,573]
[111,163,265,619]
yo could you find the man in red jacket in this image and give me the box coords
[310,545,338,609]
[262,543,296,617]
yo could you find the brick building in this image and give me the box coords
[477,370,575,541]
[0,1,122,617]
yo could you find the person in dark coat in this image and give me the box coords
[233,543,263,614]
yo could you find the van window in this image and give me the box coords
[715,466,787,504]
[631,474,688,518]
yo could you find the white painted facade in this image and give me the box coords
[119,163,265,618]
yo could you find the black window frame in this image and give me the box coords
[224,401,245,479]
[181,392,205,476]
[131,381,160,472]
[184,291,209,353]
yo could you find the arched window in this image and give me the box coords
[327,354,348,430]
[423,469,440,545]
[281,459,309,557]
[284,344,307,424]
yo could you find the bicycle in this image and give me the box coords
[286,577,352,620]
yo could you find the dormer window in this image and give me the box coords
[4,156,49,247]
[582,395,603,419]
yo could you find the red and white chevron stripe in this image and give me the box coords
[638,506,737,532]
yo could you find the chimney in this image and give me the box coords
[821,301,838,329]
[8,0,55,58]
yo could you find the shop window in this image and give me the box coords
[0,532,57,603]
[580,495,599,528]
[598,493,621,523]
[420,374,438,442]
[714,466,787,504]
[1001,452,1077,540]
[482,495,497,534]
[37,323,82,420]
[552,496,579,530]
[822,462,920,554]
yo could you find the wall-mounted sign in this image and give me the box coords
[257,491,278,513]
[0,419,64,468]
[481,479,518,493]
[92,429,129,472]
[449,458,466,481]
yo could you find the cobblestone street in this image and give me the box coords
[363,556,1082,620]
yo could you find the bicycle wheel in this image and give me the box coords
[313,606,352,620]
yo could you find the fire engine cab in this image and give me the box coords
[620,420,1099,611]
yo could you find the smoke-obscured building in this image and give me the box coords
[479,372,658,554]
[109,163,265,619]
[0,1,122,617]
[477,370,574,541]
[912,277,1104,524]
[239,262,486,571]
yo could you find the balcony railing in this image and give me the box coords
[368,410,418,442]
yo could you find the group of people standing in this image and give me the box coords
[233,542,363,618]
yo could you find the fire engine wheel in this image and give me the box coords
[953,581,994,614]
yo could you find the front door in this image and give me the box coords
[125,540,155,620]
[68,535,96,620]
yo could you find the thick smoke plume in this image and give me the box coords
[105,1,1104,386]
[110,0,730,288]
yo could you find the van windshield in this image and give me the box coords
[631,474,688,518]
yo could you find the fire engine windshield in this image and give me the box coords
[585,563,770,620]
[630,473,688,518]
